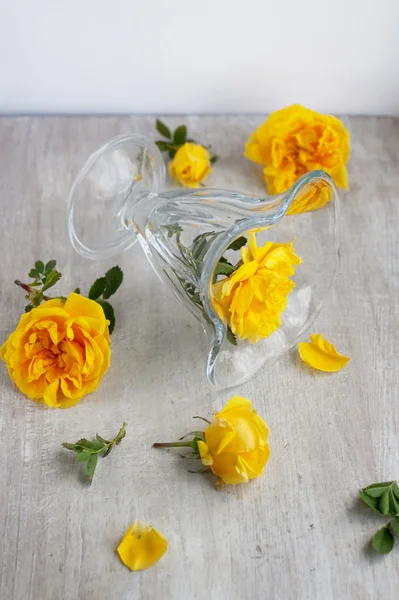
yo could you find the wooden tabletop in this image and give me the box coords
[0,116,398,600]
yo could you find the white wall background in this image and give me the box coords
[0,0,398,115]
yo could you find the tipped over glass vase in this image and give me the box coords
[67,134,340,388]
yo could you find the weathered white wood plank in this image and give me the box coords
[0,116,398,600]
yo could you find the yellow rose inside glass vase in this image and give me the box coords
[67,129,341,388]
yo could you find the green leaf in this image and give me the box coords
[371,527,394,554]
[156,119,172,139]
[379,491,390,515]
[96,434,109,445]
[168,149,176,159]
[191,436,203,455]
[74,287,81,294]
[190,291,201,305]
[42,270,61,292]
[88,277,106,300]
[362,482,394,498]
[164,223,183,238]
[35,261,44,274]
[86,454,98,485]
[114,422,128,445]
[76,451,93,462]
[61,442,80,452]
[96,300,115,334]
[393,482,399,499]
[32,291,44,307]
[155,140,172,152]
[24,305,33,313]
[28,269,38,279]
[210,155,218,164]
[389,516,399,536]
[389,489,399,515]
[214,261,235,278]
[173,125,187,146]
[103,266,123,299]
[45,260,56,272]
[190,232,219,264]
[226,327,237,346]
[228,236,247,252]
[359,490,379,512]
[74,438,103,451]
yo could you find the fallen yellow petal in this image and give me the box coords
[117,521,168,571]
[298,334,350,372]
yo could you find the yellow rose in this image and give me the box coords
[0,293,111,408]
[169,142,211,188]
[212,232,301,343]
[197,396,270,485]
[244,104,350,195]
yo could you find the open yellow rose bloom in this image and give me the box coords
[117,521,168,571]
[169,142,211,188]
[198,396,270,485]
[0,293,111,408]
[245,104,350,195]
[212,233,301,343]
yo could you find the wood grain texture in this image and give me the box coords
[0,116,398,600]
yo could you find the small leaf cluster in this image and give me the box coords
[163,226,246,346]
[360,480,399,554]
[17,261,123,334]
[213,236,247,281]
[155,119,218,163]
[88,266,124,334]
[25,259,62,312]
[62,422,127,484]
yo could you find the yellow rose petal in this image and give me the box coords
[117,521,168,571]
[198,440,214,466]
[219,395,253,414]
[298,334,350,372]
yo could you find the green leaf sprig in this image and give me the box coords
[62,422,128,485]
[14,262,123,334]
[15,260,63,312]
[163,227,247,346]
[360,480,399,554]
[88,265,124,333]
[155,119,218,164]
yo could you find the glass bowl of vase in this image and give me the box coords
[67,133,340,388]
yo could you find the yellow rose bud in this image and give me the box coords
[197,396,270,485]
[245,104,350,196]
[0,293,111,408]
[169,142,211,188]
